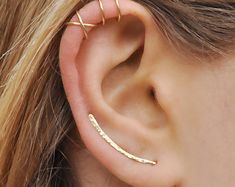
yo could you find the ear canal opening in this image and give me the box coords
[149,86,157,100]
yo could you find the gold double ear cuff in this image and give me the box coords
[65,0,122,39]
[88,114,157,165]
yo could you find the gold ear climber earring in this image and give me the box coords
[65,0,122,39]
[88,114,157,165]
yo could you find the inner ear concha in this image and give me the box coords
[101,46,143,97]
[118,15,145,43]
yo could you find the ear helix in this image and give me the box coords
[88,114,157,166]
[66,0,157,166]
[65,0,122,39]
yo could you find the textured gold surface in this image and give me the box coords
[88,114,157,165]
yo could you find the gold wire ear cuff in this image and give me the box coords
[66,11,97,39]
[88,114,157,165]
[65,0,122,39]
[76,11,89,39]
[115,0,121,22]
[98,0,106,25]
[98,0,121,24]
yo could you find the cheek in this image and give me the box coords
[158,62,235,186]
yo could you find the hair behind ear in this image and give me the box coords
[138,0,235,57]
[0,0,83,186]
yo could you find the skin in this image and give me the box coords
[162,57,235,186]
[60,0,235,186]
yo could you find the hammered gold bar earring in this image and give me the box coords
[65,0,122,39]
[88,114,157,165]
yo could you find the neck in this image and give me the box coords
[68,147,129,187]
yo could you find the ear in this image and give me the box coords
[59,0,182,186]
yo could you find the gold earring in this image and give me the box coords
[65,0,122,38]
[115,0,122,22]
[75,11,89,39]
[88,114,157,165]
[98,0,106,25]
[65,11,97,39]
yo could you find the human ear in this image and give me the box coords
[59,0,182,186]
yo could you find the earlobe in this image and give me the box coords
[59,0,183,186]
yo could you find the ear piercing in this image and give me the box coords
[65,0,122,39]
[88,114,157,165]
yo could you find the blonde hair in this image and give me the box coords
[0,0,82,186]
[1,0,235,186]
